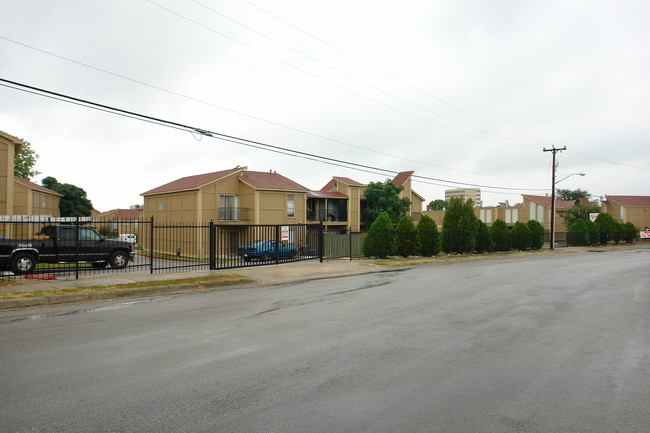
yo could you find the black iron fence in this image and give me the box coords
[0,217,323,281]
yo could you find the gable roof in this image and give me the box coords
[320,176,364,191]
[523,195,575,209]
[142,167,244,195]
[392,171,414,187]
[239,171,309,191]
[14,177,62,196]
[307,191,348,199]
[604,195,650,206]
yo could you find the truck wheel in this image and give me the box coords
[261,251,269,261]
[109,251,129,269]
[11,252,37,274]
[288,250,296,259]
[91,261,108,268]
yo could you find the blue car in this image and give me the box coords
[238,240,298,261]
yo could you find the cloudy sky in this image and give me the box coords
[1,0,648,212]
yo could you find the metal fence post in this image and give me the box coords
[209,220,216,270]
[319,221,324,263]
[149,215,154,274]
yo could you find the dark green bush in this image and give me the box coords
[362,212,396,258]
[417,215,440,256]
[623,222,638,243]
[511,221,532,250]
[526,219,545,249]
[442,197,477,254]
[584,219,598,246]
[491,219,511,251]
[475,220,493,253]
[396,216,420,257]
[567,218,589,246]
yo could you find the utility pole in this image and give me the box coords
[543,146,566,249]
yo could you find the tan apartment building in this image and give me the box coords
[601,195,650,229]
[1,129,21,216]
[445,187,482,207]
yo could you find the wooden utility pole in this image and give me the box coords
[543,146,566,249]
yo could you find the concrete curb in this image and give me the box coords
[0,277,254,311]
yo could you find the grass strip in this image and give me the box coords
[0,274,249,300]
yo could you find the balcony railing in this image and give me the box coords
[218,207,249,222]
[307,208,347,222]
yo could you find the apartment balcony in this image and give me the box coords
[218,207,250,222]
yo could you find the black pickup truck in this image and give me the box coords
[0,225,134,274]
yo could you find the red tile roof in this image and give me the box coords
[142,168,243,195]
[101,208,140,218]
[14,176,62,196]
[523,195,575,209]
[392,171,414,186]
[604,195,650,206]
[240,171,309,191]
[320,177,364,191]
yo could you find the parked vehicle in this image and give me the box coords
[0,225,135,274]
[237,240,298,261]
[118,233,137,244]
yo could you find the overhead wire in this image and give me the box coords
[0,78,549,192]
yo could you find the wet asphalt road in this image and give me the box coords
[1,248,649,432]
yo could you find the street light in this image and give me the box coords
[550,172,586,249]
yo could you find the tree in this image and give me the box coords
[562,201,601,227]
[442,197,477,254]
[511,221,532,250]
[491,219,511,251]
[396,215,420,257]
[623,222,638,244]
[363,180,411,227]
[567,218,589,246]
[594,212,618,245]
[42,176,93,217]
[475,219,493,253]
[556,188,590,204]
[13,139,41,180]
[417,214,440,256]
[426,199,447,211]
[527,219,545,250]
[584,219,598,246]
[362,212,396,258]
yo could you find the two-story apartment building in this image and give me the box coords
[601,195,650,229]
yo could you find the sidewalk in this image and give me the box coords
[0,259,398,310]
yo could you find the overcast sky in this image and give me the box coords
[1,0,648,212]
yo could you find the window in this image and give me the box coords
[287,195,295,218]
[218,194,240,221]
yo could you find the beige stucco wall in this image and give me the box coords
[0,131,20,215]
[11,181,61,216]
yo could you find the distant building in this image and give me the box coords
[445,188,482,207]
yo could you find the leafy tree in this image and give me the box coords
[527,219,545,250]
[13,139,41,180]
[426,199,447,211]
[362,212,396,258]
[557,188,590,204]
[511,221,532,250]
[623,222,638,244]
[442,197,477,254]
[612,221,625,245]
[490,219,511,252]
[363,180,411,227]
[396,216,420,257]
[563,201,601,227]
[475,219,493,253]
[42,176,93,217]
[567,218,589,246]
[594,212,619,245]
[417,214,440,256]
[584,219,598,246]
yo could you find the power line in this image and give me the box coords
[0,34,542,180]
[0,78,548,192]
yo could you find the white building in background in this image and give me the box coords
[445,188,482,207]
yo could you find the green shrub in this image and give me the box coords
[526,220,545,249]
[475,220,493,253]
[567,218,589,246]
[491,219,511,251]
[362,212,396,258]
[417,215,440,256]
[396,216,420,257]
[511,221,532,250]
[623,222,638,243]
[584,219,598,246]
[442,197,477,254]
[594,212,619,245]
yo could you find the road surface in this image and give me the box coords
[1,248,649,432]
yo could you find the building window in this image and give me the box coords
[287,194,295,218]
[219,194,240,221]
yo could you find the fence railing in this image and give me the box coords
[1,217,323,281]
